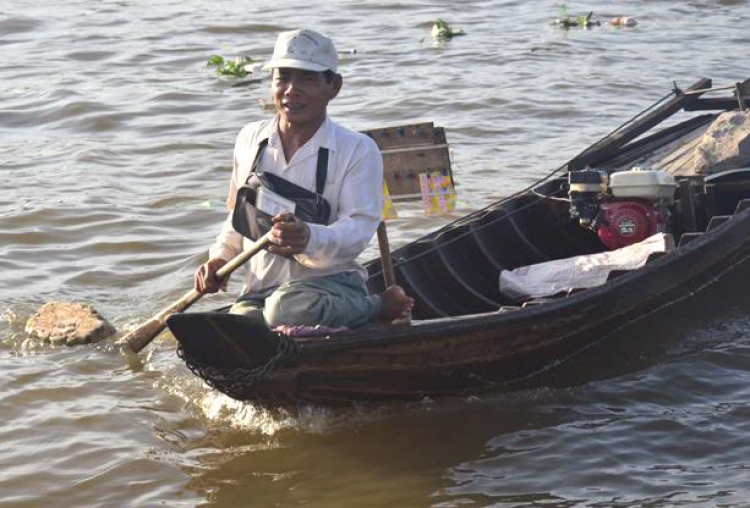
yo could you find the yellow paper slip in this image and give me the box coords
[381,180,399,220]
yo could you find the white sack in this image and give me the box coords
[499,233,673,301]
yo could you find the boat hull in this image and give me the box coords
[171,206,750,404]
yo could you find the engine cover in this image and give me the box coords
[597,200,661,250]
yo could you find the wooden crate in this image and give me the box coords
[362,122,454,200]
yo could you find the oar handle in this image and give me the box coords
[376,221,411,325]
[116,233,272,354]
[377,222,396,288]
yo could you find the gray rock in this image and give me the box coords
[693,110,750,175]
[25,302,115,345]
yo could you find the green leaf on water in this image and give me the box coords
[554,7,600,29]
[207,55,225,67]
[431,19,466,39]
[206,55,255,78]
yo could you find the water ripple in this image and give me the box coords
[2,1,750,506]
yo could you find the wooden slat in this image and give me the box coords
[684,97,749,111]
[605,114,715,174]
[684,78,749,111]
[655,131,706,177]
[567,78,712,171]
[382,147,452,197]
[381,143,449,155]
[363,123,446,150]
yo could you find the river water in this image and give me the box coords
[2,0,750,506]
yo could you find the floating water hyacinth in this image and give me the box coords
[554,4,601,29]
[207,55,256,78]
[430,19,466,39]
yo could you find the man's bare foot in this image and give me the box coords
[379,285,415,322]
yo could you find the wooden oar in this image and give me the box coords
[376,221,396,287]
[376,221,412,324]
[116,232,272,354]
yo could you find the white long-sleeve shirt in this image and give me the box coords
[209,115,384,293]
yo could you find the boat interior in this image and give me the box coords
[365,79,750,320]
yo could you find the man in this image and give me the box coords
[195,28,413,328]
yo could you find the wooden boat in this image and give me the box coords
[169,77,750,405]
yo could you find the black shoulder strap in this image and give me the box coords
[247,139,328,195]
[247,138,269,182]
[316,148,329,195]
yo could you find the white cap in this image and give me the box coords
[263,29,338,73]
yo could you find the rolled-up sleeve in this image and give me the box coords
[295,139,383,268]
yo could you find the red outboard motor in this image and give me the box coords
[596,199,664,250]
[569,168,676,250]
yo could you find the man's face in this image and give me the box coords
[272,68,340,129]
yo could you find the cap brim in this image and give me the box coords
[262,58,333,72]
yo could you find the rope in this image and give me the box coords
[681,84,741,96]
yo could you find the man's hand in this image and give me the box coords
[268,212,310,256]
[194,258,229,293]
